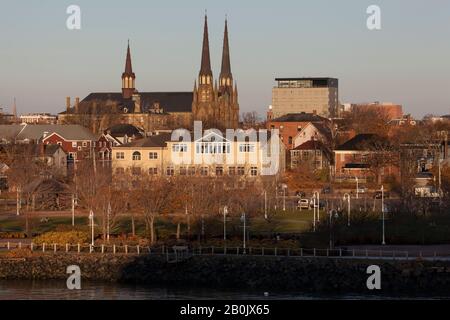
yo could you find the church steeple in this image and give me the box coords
[219,18,233,93]
[122,40,136,99]
[199,14,213,84]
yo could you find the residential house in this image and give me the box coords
[290,140,332,170]
[292,122,332,148]
[334,134,399,183]
[96,124,145,165]
[266,112,329,149]
[112,130,285,180]
[32,144,68,176]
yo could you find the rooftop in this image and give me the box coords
[270,113,327,123]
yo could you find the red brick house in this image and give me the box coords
[267,112,329,149]
[334,134,400,183]
[41,126,97,163]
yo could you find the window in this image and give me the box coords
[131,167,141,176]
[82,141,87,147]
[237,167,245,176]
[316,150,321,156]
[149,168,158,175]
[149,152,158,160]
[57,142,62,146]
[216,166,223,176]
[288,136,293,145]
[115,167,125,175]
[166,167,175,176]
[68,152,76,159]
[179,167,187,175]
[116,152,125,160]
[200,167,209,176]
[172,144,188,152]
[196,142,230,154]
[132,151,141,161]
[77,146,82,151]
[250,167,258,176]
[188,166,196,175]
[228,166,236,175]
[72,142,77,148]
[239,144,255,153]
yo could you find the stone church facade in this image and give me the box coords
[58,16,239,134]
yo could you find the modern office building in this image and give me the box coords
[271,78,339,118]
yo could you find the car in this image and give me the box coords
[357,186,367,193]
[297,199,310,210]
[309,200,326,209]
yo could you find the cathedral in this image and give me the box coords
[58,15,240,134]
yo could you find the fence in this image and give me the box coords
[0,242,449,261]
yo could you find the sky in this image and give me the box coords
[1,0,449,118]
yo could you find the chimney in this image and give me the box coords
[66,97,71,112]
[75,97,80,113]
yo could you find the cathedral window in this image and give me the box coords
[132,151,141,161]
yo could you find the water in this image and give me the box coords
[0,280,446,300]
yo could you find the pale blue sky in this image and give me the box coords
[1,0,449,117]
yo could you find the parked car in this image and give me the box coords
[357,186,367,193]
[309,200,326,209]
[297,199,310,210]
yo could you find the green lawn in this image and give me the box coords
[0,209,315,238]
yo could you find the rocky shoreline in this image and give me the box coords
[1,253,450,295]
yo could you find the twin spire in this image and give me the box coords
[121,15,234,100]
[199,14,233,90]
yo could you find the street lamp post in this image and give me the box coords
[264,190,268,220]
[312,197,316,232]
[223,206,228,241]
[381,185,386,245]
[313,191,320,221]
[282,184,287,211]
[343,193,351,227]
[16,187,20,216]
[71,194,75,227]
[107,202,111,242]
[241,212,246,254]
[89,210,95,246]
[355,177,359,199]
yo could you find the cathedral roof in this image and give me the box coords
[61,92,193,114]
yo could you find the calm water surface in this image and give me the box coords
[0,280,446,300]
